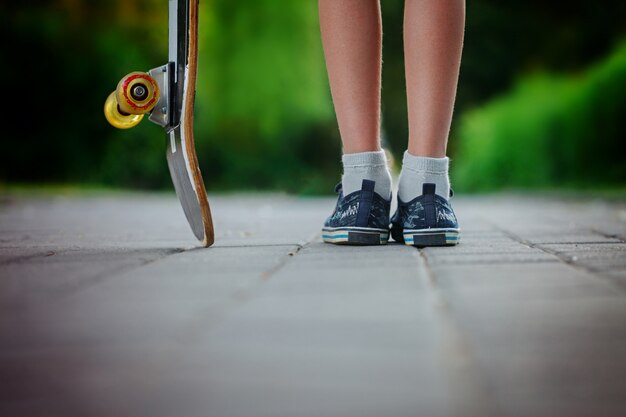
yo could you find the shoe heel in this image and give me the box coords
[322,228,389,246]
[348,231,388,245]
[403,229,460,247]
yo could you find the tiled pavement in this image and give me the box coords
[1,191,625,417]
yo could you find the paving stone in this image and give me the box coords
[538,243,626,271]
[1,191,626,417]
[0,245,299,352]
[0,247,179,309]
[430,263,622,300]
[424,250,557,265]
[514,232,622,244]
[442,295,626,417]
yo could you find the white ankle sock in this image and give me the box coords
[341,150,392,199]
[398,151,450,201]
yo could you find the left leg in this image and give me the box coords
[319,0,392,245]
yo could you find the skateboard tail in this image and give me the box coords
[166,0,214,247]
[166,126,214,246]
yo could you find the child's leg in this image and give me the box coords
[319,0,382,154]
[390,0,464,245]
[319,0,391,245]
[399,0,465,201]
[319,0,391,199]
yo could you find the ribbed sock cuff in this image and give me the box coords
[402,151,449,174]
[342,150,388,168]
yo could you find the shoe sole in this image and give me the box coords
[322,227,389,245]
[403,228,460,247]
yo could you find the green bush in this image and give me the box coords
[452,41,626,191]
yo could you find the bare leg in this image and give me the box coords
[319,0,382,154]
[404,0,465,157]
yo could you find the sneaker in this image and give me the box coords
[390,183,460,246]
[322,179,391,245]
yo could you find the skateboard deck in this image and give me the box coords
[104,0,214,247]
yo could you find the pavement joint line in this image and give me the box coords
[173,234,319,342]
[0,245,195,263]
[532,241,624,245]
[426,258,559,266]
[52,247,187,299]
[589,228,626,242]
[0,250,60,266]
[210,243,307,249]
[417,247,502,417]
[495,227,581,264]
[259,243,305,281]
[535,210,625,243]
[495,227,626,294]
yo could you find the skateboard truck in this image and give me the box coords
[104,63,173,130]
[148,64,172,128]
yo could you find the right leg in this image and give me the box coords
[399,0,465,203]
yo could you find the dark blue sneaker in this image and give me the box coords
[323,179,391,245]
[390,183,460,246]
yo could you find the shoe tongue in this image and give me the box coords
[422,183,436,195]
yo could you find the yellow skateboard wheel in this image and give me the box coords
[104,91,143,129]
[115,71,160,115]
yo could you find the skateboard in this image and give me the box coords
[104,0,214,247]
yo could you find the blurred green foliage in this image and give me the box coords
[1,0,625,193]
[2,0,339,193]
[452,42,626,191]
[380,0,626,166]
[197,1,339,193]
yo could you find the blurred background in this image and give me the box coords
[2,0,625,195]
